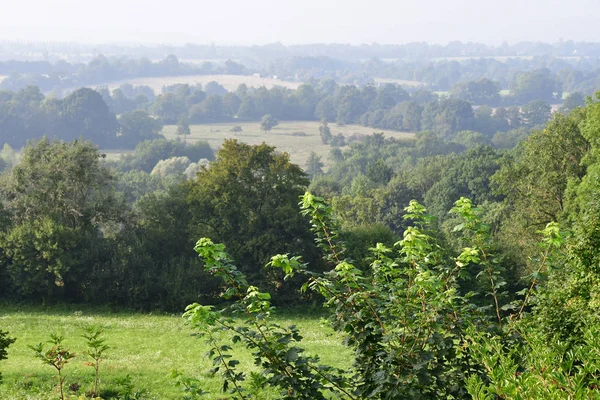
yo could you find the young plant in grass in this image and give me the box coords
[29,334,75,400]
[82,325,110,397]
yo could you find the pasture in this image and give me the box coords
[0,305,351,399]
[101,75,301,94]
[162,121,415,169]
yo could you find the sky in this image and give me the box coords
[0,0,598,45]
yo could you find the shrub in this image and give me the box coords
[0,330,16,383]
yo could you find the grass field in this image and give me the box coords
[101,75,301,94]
[0,305,351,399]
[162,121,415,169]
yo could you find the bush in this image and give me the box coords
[180,195,546,398]
[0,330,16,383]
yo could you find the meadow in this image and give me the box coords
[0,305,351,399]
[161,121,414,168]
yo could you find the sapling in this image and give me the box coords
[29,334,75,400]
[82,325,110,397]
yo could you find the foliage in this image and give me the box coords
[81,325,110,397]
[29,334,76,400]
[118,110,164,148]
[467,324,600,399]
[150,156,191,178]
[117,138,214,173]
[0,138,126,298]
[181,192,546,398]
[260,114,279,133]
[304,152,323,177]
[183,140,317,298]
[184,237,354,399]
[0,330,15,383]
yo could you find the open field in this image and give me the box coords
[101,74,301,94]
[162,121,415,169]
[0,305,351,399]
[373,77,425,87]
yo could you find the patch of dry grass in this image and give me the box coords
[162,121,414,169]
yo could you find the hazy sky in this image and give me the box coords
[0,0,598,45]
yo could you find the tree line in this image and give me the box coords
[1,79,565,150]
[0,55,248,93]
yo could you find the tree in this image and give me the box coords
[305,152,324,177]
[183,140,317,294]
[151,156,191,178]
[0,138,125,298]
[319,120,332,144]
[59,88,118,148]
[492,111,587,259]
[118,110,164,148]
[450,78,501,106]
[152,92,186,124]
[560,92,585,114]
[176,116,191,143]
[366,159,393,185]
[230,125,243,133]
[260,114,278,134]
[510,69,563,103]
[522,100,552,128]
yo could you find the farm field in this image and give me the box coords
[162,121,415,169]
[0,305,351,399]
[101,74,301,94]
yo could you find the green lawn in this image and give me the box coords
[162,121,414,169]
[0,305,351,399]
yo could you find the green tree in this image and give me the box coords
[318,120,332,144]
[118,110,164,148]
[305,152,324,177]
[183,140,317,293]
[560,91,585,114]
[510,69,562,103]
[260,114,278,134]
[450,78,501,106]
[522,100,552,128]
[59,88,118,148]
[0,138,125,298]
[176,116,191,143]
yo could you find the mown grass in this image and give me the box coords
[162,120,414,168]
[0,305,352,399]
